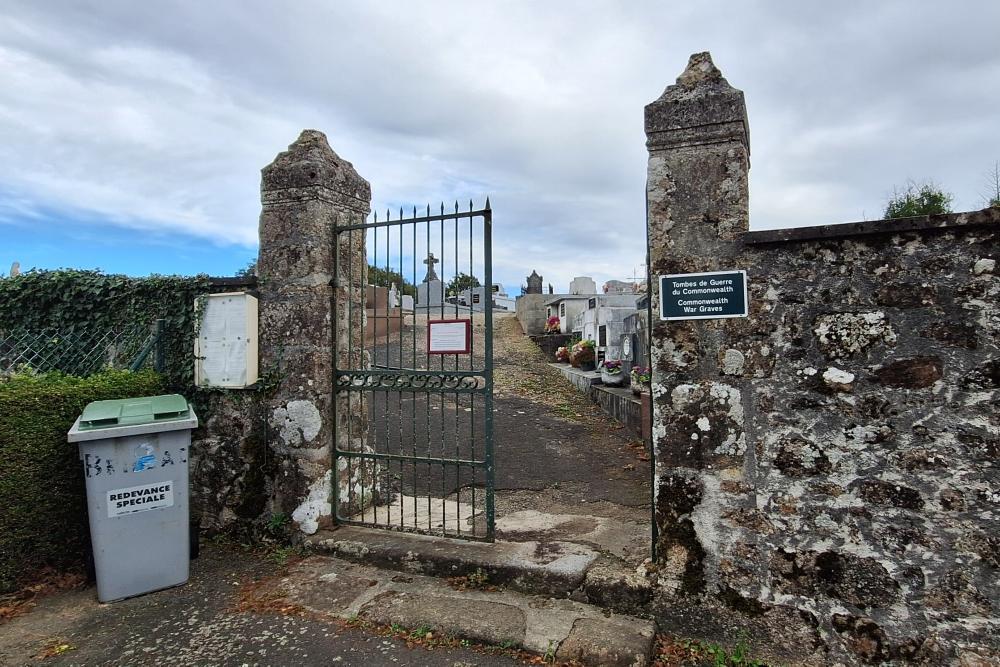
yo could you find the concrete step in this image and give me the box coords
[273,555,657,666]
[306,525,600,596]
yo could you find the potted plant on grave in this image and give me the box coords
[569,339,596,370]
[544,315,561,334]
[600,359,627,387]
[630,366,651,396]
[555,346,570,363]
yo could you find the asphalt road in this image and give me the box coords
[0,545,527,667]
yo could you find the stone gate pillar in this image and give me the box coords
[644,53,751,588]
[258,130,370,534]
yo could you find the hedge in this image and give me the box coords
[0,369,163,592]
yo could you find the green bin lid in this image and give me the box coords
[78,394,190,430]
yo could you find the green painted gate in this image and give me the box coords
[333,201,495,541]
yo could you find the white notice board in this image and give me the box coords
[427,319,472,355]
[194,292,259,388]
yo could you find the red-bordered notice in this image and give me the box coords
[427,319,472,355]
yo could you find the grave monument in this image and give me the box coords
[416,252,444,308]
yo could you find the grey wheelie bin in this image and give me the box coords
[67,394,198,603]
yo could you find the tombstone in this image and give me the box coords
[526,270,543,294]
[416,280,443,308]
[569,276,597,295]
[389,282,399,307]
[366,285,390,310]
[401,294,414,311]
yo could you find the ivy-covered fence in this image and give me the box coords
[0,270,255,389]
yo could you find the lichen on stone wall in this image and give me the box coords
[814,311,897,360]
[272,399,322,446]
[291,470,331,534]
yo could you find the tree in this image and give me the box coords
[447,272,481,296]
[883,181,954,219]
[369,265,415,296]
[983,162,1000,208]
[236,259,256,277]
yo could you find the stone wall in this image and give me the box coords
[191,130,372,538]
[647,53,999,664]
[515,293,548,335]
[529,332,575,360]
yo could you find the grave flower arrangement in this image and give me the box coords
[555,346,570,362]
[600,359,627,386]
[630,366,651,395]
[569,339,596,370]
[544,315,561,334]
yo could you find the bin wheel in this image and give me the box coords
[189,522,200,560]
[83,543,96,582]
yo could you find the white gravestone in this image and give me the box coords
[417,280,444,308]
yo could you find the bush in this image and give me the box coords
[883,181,953,219]
[0,369,163,592]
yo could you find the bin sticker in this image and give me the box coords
[132,442,157,472]
[107,481,174,517]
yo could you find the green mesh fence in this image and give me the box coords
[0,323,159,377]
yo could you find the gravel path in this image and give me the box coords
[366,315,651,508]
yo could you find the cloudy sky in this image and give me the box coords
[1,1,998,293]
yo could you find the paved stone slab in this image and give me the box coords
[307,526,599,595]
[284,562,379,615]
[556,616,656,667]
[274,555,656,662]
[359,590,527,647]
[497,509,649,564]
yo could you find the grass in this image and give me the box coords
[265,545,301,567]
[493,317,601,426]
[653,634,770,667]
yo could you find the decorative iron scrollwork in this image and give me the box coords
[336,372,485,392]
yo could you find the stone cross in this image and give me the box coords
[422,253,440,283]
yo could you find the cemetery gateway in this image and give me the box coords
[171,50,998,665]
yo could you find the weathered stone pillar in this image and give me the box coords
[258,130,370,534]
[645,53,751,591]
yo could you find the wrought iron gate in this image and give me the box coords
[333,201,494,541]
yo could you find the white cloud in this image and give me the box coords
[0,0,998,290]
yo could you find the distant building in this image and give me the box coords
[458,283,515,312]
[544,296,589,334]
[603,280,639,294]
[571,294,639,361]
[568,276,597,295]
